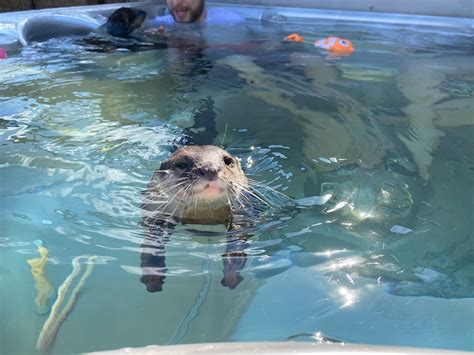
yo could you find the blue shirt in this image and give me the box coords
[146,8,246,27]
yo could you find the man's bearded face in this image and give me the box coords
[167,0,205,23]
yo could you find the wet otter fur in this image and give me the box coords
[140,145,252,292]
[105,7,147,38]
[142,145,248,227]
[79,7,168,52]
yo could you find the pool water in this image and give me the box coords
[1,17,473,353]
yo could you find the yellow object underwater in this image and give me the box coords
[27,240,56,315]
[28,240,98,352]
[36,255,97,353]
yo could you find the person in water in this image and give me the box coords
[146,0,245,27]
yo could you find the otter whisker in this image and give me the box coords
[247,185,290,204]
[224,190,232,205]
[246,178,292,202]
[176,184,194,218]
[223,189,237,211]
[231,181,271,207]
[155,180,189,196]
[230,191,252,211]
[152,169,171,174]
[141,180,189,209]
[184,186,197,217]
[233,189,264,210]
[247,177,284,191]
[153,182,192,215]
[235,182,284,209]
[221,123,228,148]
[146,178,189,196]
[143,180,188,199]
[169,183,193,218]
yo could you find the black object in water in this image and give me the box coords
[105,7,147,38]
[78,7,168,52]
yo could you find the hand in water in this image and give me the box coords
[144,26,167,35]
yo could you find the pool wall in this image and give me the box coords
[208,0,473,18]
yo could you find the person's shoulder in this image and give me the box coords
[206,8,246,25]
[144,14,174,27]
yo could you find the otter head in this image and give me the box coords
[146,145,247,224]
[106,7,147,38]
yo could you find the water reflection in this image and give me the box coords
[337,287,357,308]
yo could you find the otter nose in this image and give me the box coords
[197,163,219,181]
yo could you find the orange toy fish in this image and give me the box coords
[284,33,355,56]
[314,36,354,55]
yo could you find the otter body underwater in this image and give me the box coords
[140,145,254,292]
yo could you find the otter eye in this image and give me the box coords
[174,161,188,170]
[224,156,234,166]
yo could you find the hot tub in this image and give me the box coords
[0,1,472,354]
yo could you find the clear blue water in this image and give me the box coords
[1,17,473,353]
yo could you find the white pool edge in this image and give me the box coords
[87,341,471,354]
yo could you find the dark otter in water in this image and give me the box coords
[79,7,168,52]
[105,7,147,38]
[140,145,252,292]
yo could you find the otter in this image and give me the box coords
[105,7,147,38]
[79,7,168,52]
[140,145,252,292]
[143,145,248,225]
